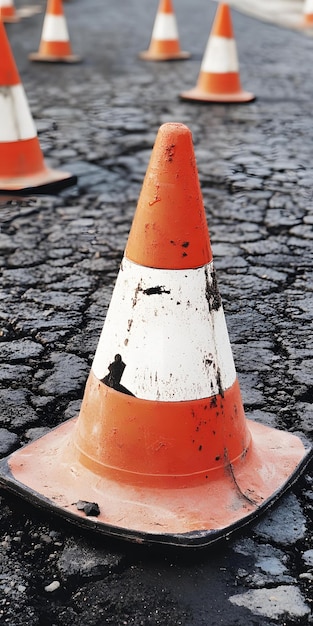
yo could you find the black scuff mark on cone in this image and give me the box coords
[165,143,175,162]
[132,282,170,299]
[101,354,135,396]
[204,265,225,399]
[208,360,225,400]
[169,240,190,258]
[204,265,222,312]
[124,319,133,346]
[132,280,143,308]
[182,241,189,257]
[215,366,224,399]
[210,396,217,408]
[143,286,170,295]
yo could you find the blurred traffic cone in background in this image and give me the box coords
[29,0,81,63]
[139,0,190,61]
[180,3,255,102]
[0,0,41,21]
[0,122,311,546]
[0,21,76,193]
[0,0,19,21]
[301,0,313,26]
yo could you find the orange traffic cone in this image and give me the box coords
[0,21,76,193]
[180,3,255,103]
[0,0,41,22]
[29,0,81,63]
[0,123,311,547]
[139,0,190,61]
[0,0,19,21]
[301,0,313,26]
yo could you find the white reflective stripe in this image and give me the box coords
[304,0,313,13]
[0,1,14,7]
[42,14,69,42]
[201,36,239,73]
[0,85,37,142]
[92,258,236,401]
[151,13,179,41]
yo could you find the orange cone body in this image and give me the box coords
[0,21,76,193]
[302,0,313,25]
[0,123,311,547]
[180,3,255,103]
[139,0,190,61]
[29,0,81,63]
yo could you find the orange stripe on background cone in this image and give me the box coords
[29,0,81,63]
[180,3,255,103]
[0,123,311,547]
[0,21,76,193]
[139,0,190,61]
[0,0,41,22]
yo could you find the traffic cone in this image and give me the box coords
[139,0,190,61]
[0,123,311,547]
[301,0,313,26]
[0,0,41,22]
[29,0,81,63]
[0,0,19,21]
[0,21,76,193]
[180,3,255,103]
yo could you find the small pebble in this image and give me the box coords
[76,500,100,516]
[299,573,313,581]
[44,580,60,592]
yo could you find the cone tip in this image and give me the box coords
[158,122,192,138]
[212,2,233,38]
[125,121,213,270]
[155,122,194,153]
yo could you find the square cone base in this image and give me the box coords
[28,52,82,64]
[1,15,20,22]
[0,417,311,547]
[139,50,190,61]
[0,169,77,195]
[180,88,256,103]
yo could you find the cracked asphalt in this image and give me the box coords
[0,0,312,624]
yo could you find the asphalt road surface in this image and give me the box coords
[0,0,312,625]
